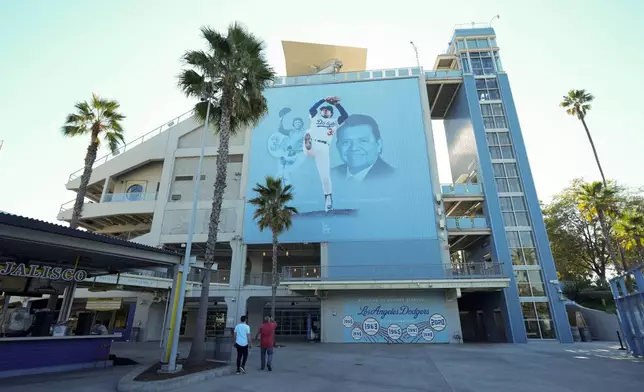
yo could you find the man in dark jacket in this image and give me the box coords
[332,114,395,182]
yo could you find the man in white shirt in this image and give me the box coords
[233,315,251,374]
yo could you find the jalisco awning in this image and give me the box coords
[0,213,182,279]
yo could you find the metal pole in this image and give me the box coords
[410,41,420,69]
[159,285,173,348]
[167,99,212,371]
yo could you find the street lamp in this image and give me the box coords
[165,85,217,372]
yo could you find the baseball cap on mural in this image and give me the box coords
[321,105,334,114]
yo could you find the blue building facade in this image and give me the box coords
[241,28,571,344]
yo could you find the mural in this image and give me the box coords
[343,297,448,343]
[244,78,436,244]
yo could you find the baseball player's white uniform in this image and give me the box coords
[303,97,348,212]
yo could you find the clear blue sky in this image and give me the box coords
[0,0,642,223]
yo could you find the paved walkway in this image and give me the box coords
[182,342,644,392]
[1,342,642,392]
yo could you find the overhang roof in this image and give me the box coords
[0,213,181,278]
[282,41,367,76]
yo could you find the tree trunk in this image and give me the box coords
[579,115,607,188]
[271,232,278,320]
[70,129,100,229]
[596,209,621,270]
[187,89,234,364]
[635,236,644,263]
[617,243,629,272]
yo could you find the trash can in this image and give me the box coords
[214,328,233,363]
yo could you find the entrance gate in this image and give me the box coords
[609,265,644,357]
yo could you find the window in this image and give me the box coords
[515,270,546,297]
[460,53,470,73]
[469,51,495,75]
[493,163,522,193]
[456,40,466,50]
[174,175,206,181]
[481,103,507,129]
[126,184,144,201]
[500,196,530,227]
[521,301,556,339]
[466,39,490,49]
[507,230,539,265]
[476,78,500,101]
[487,131,514,159]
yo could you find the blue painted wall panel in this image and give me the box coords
[327,239,444,280]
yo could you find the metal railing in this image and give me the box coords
[104,192,158,203]
[244,272,278,286]
[446,216,489,230]
[281,262,504,282]
[271,67,423,88]
[59,192,159,214]
[67,110,194,182]
[441,183,483,196]
[424,70,463,80]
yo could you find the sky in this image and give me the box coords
[0,0,642,224]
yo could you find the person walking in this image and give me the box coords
[233,315,251,374]
[255,316,278,371]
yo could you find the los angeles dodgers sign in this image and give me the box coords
[342,296,449,343]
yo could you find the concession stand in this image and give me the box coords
[0,213,181,378]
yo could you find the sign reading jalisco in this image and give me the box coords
[0,262,88,282]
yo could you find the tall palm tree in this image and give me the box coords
[577,181,625,270]
[560,89,607,187]
[178,23,274,363]
[248,176,298,319]
[61,94,125,229]
[615,209,644,262]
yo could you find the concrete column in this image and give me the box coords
[225,293,249,329]
[228,239,245,289]
[320,243,328,279]
[246,297,267,334]
[100,176,111,202]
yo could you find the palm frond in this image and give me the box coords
[61,125,85,137]
[248,176,297,234]
[104,131,125,155]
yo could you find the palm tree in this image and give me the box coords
[178,23,274,363]
[615,209,644,262]
[61,94,125,229]
[248,176,298,319]
[560,89,607,187]
[577,181,625,270]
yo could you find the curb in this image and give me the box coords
[117,363,234,392]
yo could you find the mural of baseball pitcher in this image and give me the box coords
[267,107,307,185]
[243,78,437,245]
[304,96,348,212]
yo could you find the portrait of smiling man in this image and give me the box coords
[332,114,395,182]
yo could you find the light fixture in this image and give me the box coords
[262,252,266,256]
[285,251,289,256]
